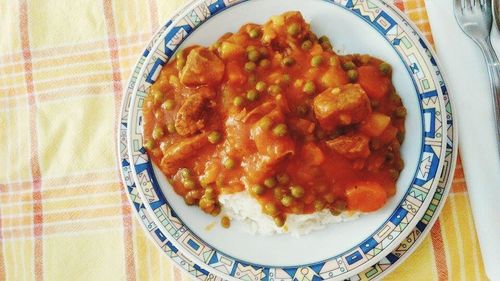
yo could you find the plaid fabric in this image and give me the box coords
[0,0,488,280]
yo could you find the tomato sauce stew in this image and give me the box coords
[142,11,406,227]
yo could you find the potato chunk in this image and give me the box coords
[180,47,225,86]
[326,134,370,159]
[313,84,371,130]
[261,11,310,46]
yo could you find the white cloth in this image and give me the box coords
[425,0,500,279]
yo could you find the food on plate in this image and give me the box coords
[142,11,406,233]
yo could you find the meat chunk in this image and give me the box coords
[326,134,370,159]
[180,47,225,86]
[313,84,372,130]
[174,87,213,136]
[160,133,209,175]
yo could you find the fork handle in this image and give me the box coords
[477,39,500,156]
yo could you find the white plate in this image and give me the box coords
[123,0,452,279]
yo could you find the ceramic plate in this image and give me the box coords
[119,0,455,279]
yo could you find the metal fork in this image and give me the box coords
[454,0,500,154]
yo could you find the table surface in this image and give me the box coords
[0,0,489,280]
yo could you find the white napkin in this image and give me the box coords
[425,0,500,279]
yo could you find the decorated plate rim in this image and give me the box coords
[121,0,453,279]
[126,0,447,277]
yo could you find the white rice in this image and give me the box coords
[219,191,359,236]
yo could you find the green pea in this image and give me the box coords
[246,45,256,52]
[281,56,295,67]
[233,96,244,106]
[176,58,186,69]
[303,80,316,95]
[342,61,356,70]
[208,131,222,144]
[385,152,395,163]
[167,122,176,133]
[175,49,184,60]
[223,158,236,169]
[259,59,271,68]
[274,187,286,200]
[247,49,261,62]
[281,195,294,207]
[301,40,312,50]
[251,184,265,195]
[389,168,399,180]
[179,168,191,178]
[184,195,197,206]
[204,187,215,199]
[329,56,339,66]
[321,41,332,50]
[161,99,175,110]
[347,69,358,82]
[295,104,309,116]
[397,131,405,143]
[246,90,259,101]
[333,199,347,211]
[152,126,164,140]
[264,177,277,188]
[314,200,325,211]
[319,35,330,44]
[276,173,290,185]
[311,55,324,67]
[244,61,256,72]
[248,28,260,39]
[279,74,291,87]
[255,81,267,92]
[211,205,221,216]
[221,216,231,228]
[395,106,407,118]
[287,23,300,36]
[143,139,154,150]
[290,185,305,198]
[359,55,371,65]
[390,92,402,103]
[330,199,347,216]
[379,62,391,75]
[264,202,278,215]
[274,216,285,227]
[268,84,281,96]
[258,116,273,130]
[272,123,288,137]
[152,91,164,103]
[183,179,196,189]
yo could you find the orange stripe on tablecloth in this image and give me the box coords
[1,169,116,194]
[102,1,137,281]
[394,0,405,12]
[174,267,182,281]
[451,156,467,193]
[430,219,449,281]
[0,206,6,281]
[0,32,151,64]
[148,0,159,33]
[19,1,44,280]
[2,215,131,239]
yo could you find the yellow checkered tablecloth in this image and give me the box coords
[0,0,489,280]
